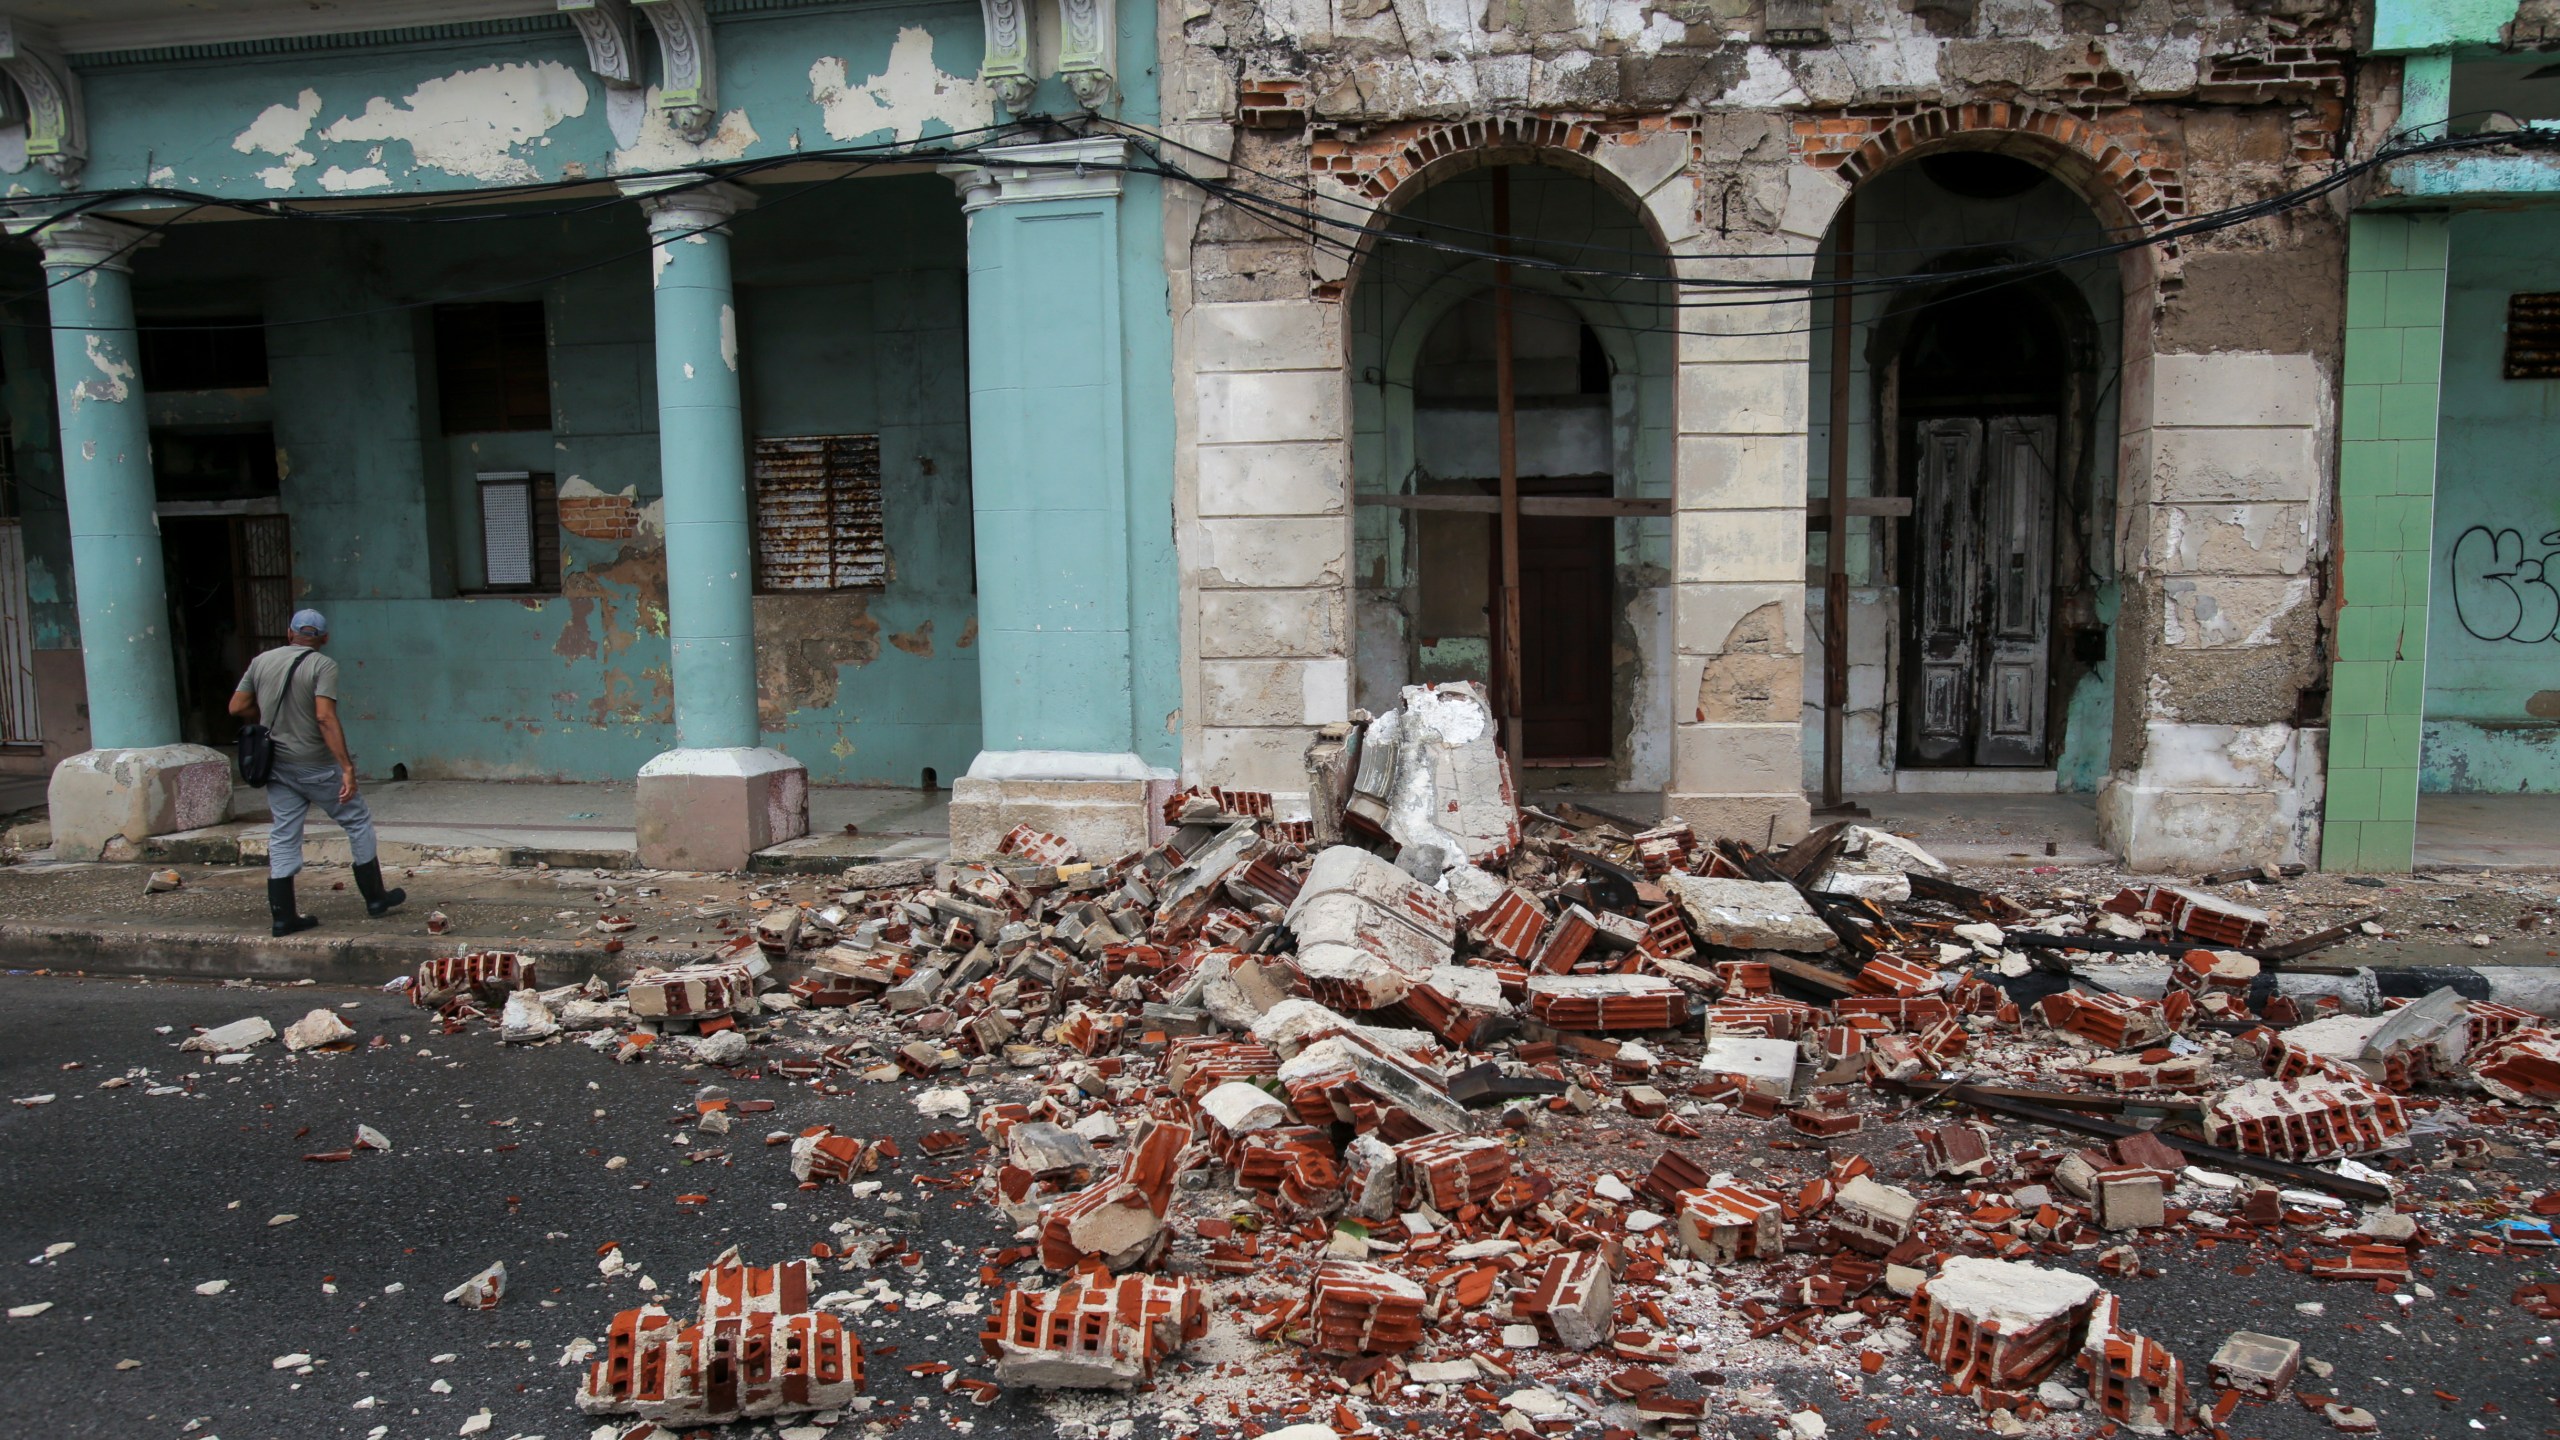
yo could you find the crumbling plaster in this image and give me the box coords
[1167,0,2350,864]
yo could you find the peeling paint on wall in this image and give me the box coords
[809,27,991,144]
[232,88,322,190]
[610,85,759,172]
[318,62,590,184]
[755,593,885,727]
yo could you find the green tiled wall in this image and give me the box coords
[2321,212,2449,872]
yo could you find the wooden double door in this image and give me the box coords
[1904,415,2057,768]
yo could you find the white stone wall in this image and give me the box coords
[1182,299,1356,794]
[2102,348,2334,868]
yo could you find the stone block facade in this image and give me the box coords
[1157,0,2354,868]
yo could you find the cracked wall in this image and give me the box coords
[1167,0,2351,863]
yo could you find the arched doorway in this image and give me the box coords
[1804,148,2124,797]
[1347,157,1675,793]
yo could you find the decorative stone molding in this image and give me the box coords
[5,212,155,272]
[1057,0,1115,109]
[558,0,643,89]
[619,176,756,237]
[631,0,717,140]
[978,0,1037,115]
[942,135,1130,211]
[0,20,85,184]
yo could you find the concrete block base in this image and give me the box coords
[2098,722,2323,873]
[949,751,1172,860]
[635,747,808,872]
[1665,792,1814,850]
[48,745,234,861]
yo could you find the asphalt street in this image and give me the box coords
[3,972,2559,1440]
[0,973,1044,1440]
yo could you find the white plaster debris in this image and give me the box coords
[282,1008,356,1051]
[182,1017,276,1053]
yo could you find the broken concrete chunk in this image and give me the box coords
[2207,1330,2300,1398]
[1665,877,1838,954]
[1284,846,1459,1010]
[281,1008,356,1052]
[1342,682,1520,872]
[181,1017,276,1053]
[500,990,561,1044]
[1700,1034,1801,1100]
[444,1261,506,1310]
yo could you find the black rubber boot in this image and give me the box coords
[353,859,407,918]
[268,876,319,937]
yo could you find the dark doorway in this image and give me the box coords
[1895,279,2073,768]
[154,429,288,747]
[1512,475,1615,761]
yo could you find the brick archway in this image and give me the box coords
[1795,102,2184,271]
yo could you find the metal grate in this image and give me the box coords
[752,434,885,592]
[0,520,36,745]
[2506,293,2560,380]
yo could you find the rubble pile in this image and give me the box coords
[369,680,2560,1436]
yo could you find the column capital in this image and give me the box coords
[618,177,757,237]
[942,136,1132,212]
[6,211,157,273]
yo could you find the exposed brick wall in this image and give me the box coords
[557,491,641,542]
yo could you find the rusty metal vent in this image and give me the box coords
[752,434,884,592]
[2507,293,2560,380]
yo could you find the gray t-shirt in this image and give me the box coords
[236,645,340,769]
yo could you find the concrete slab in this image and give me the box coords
[2416,794,2560,871]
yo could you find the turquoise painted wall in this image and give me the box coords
[2420,206,2560,793]
[85,174,980,784]
[46,4,994,202]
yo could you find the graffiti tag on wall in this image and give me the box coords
[2449,526,2560,644]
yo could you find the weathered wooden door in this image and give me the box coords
[1907,416,2055,766]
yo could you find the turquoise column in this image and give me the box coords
[946,138,1144,761]
[627,180,759,751]
[31,215,180,750]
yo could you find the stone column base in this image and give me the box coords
[2096,722,2324,873]
[635,747,809,872]
[1663,792,1814,850]
[948,751,1174,861]
[48,745,235,860]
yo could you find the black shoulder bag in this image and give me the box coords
[237,648,315,787]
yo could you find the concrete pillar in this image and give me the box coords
[623,179,807,870]
[11,213,228,859]
[940,138,1176,859]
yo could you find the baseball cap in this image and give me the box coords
[289,609,329,636]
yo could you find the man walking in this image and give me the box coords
[229,609,405,935]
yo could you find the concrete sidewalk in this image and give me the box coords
[126,779,951,873]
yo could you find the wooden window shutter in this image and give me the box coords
[752,435,885,592]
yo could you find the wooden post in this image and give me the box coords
[1820,196,1856,811]
[1492,165,1524,781]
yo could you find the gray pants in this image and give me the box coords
[267,758,378,879]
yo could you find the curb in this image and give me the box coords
[0,921,708,989]
[134,831,919,876]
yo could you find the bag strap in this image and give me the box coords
[260,647,316,723]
